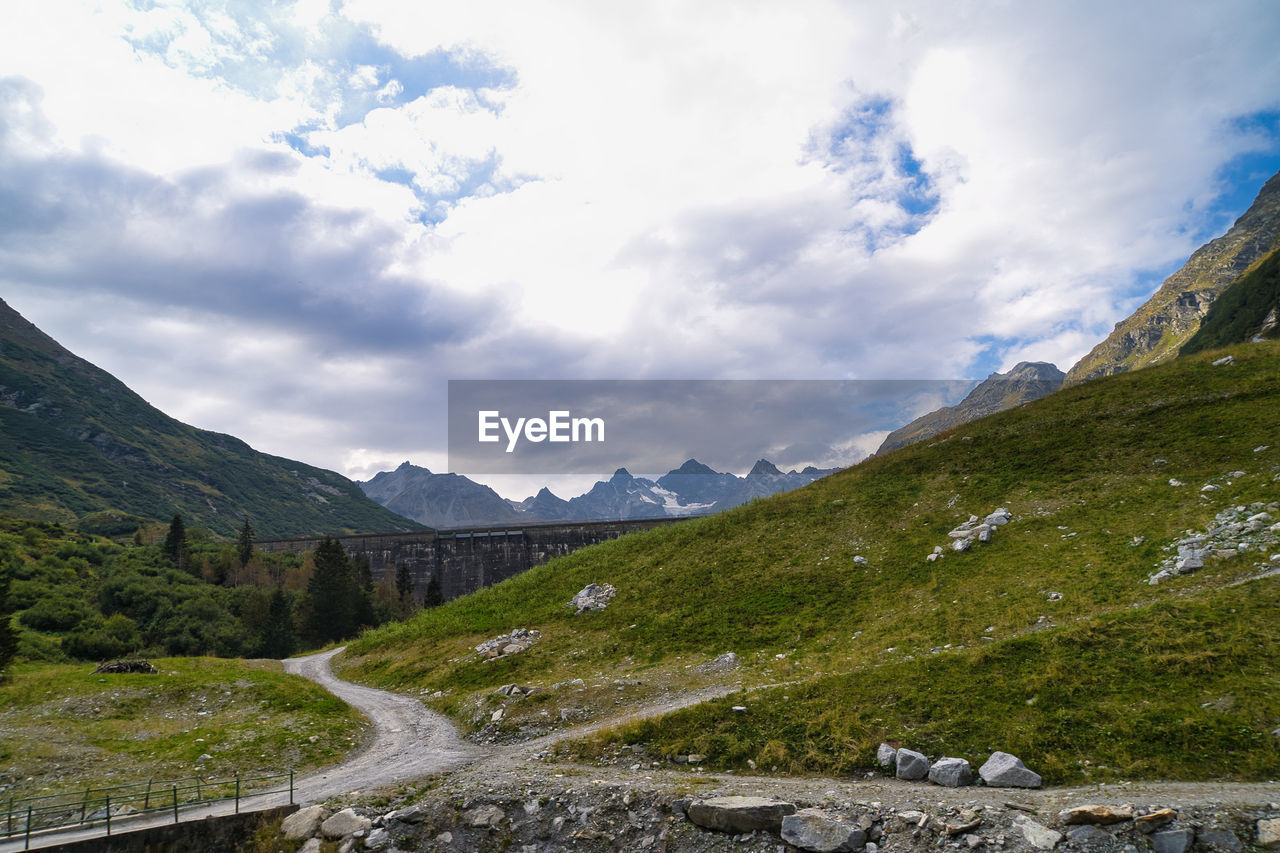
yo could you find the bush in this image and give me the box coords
[63,613,142,661]
[18,596,91,632]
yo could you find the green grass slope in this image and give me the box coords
[340,340,1280,784]
[0,298,425,538]
[1182,248,1280,354]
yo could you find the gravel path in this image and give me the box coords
[282,647,484,801]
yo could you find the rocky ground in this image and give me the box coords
[271,652,1280,853]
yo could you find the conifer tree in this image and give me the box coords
[162,514,190,573]
[258,588,295,659]
[424,572,444,608]
[237,519,255,569]
[304,538,355,645]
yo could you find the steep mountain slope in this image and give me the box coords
[1066,169,1280,384]
[1181,247,1280,354]
[0,298,424,538]
[360,462,519,528]
[875,361,1064,455]
[342,340,1280,785]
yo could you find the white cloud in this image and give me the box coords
[1,0,1279,497]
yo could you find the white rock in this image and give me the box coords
[1212,355,1235,366]
[1014,814,1062,849]
[320,808,371,840]
[282,805,330,840]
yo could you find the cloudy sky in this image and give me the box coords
[2,1,1279,499]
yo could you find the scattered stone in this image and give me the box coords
[1198,828,1243,851]
[928,757,973,787]
[1212,355,1235,366]
[854,555,868,565]
[1257,818,1280,847]
[465,804,505,828]
[320,808,371,839]
[1013,814,1062,849]
[93,659,157,674]
[1169,479,1186,487]
[1067,825,1115,845]
[571,582,618,614]
[947,819,983,836]
[685,796,797,834]
[1135,809,1177,833]
[299,839,322,853]
[1059,804,1133,825]
[282,804,330,839]
[979,751,1042,788]
[476,628,540,658]
[384,804,427,823]
[895,748,931,781]
[781,808,867,852]
[694,652,740,673]
[953,537,973,552]
[364,827,391,850]
[1152,827,1195,853]
[877,742,897,767]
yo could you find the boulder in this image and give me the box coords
[928,757,972,787]
[364,827,391,850]
[1257,818,1280,848]
[1013,814,1062,849]
[1067,825,1114,846]
[384,804,428,823]
[281,805,330,840]
[299,839,322,853]
[876,743,897,767]
[1198,828,1242,851]
[1058,804,1133,825]
[685,796,797,834]
[978,751,1041,788]
[320,808,371,839]
[465,804,505,828]
[781,808,867,852]
[894,748,930,780]
[1152,828,1195,853]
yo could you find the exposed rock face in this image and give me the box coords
[1066,169,1280,385]
[877,363,1064,455]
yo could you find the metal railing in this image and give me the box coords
[2,771,294,850]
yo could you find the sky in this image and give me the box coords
[2,0,1279,501]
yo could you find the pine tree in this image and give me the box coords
[258,588,295,659]
[424,572,444,608]
[237,519,255,569]
[161,514,190,573]
[351,554,376,631]
[304,538,355,645]
[0,563,19,678]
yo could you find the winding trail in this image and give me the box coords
[282,647,484,800]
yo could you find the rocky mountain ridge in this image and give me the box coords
[1065,168,1280,385]
[359,459,839,528]
[876,362,1065,455]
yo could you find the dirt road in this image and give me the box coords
[283,647,484,801]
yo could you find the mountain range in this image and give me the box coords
[358,459,839,528]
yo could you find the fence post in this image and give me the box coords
[105,795,111,836]
[7,794,12,835]
[172,785,179,824]
[289,770,294,805]
[25,805,32,849]
[196,776,202,801]
[234,775,240,814]
[144,779,153,810]
[81,787,90,823]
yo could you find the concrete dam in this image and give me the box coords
[257,517,684,602]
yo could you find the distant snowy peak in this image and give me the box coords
[361,457,841,527]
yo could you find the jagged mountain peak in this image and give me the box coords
[748,459,783,478]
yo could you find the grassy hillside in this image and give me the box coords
[0,657,365,797]
[0,298,425,538]
[339,339,1280,784]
